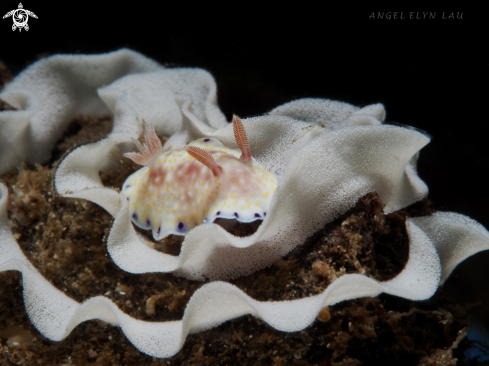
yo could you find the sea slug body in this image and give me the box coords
[121,116,278,240]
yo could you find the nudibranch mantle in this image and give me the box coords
[121,116,278,240]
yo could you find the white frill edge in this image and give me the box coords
[0,49,228,174]
[5,181,489,358]
[56,98,428,280]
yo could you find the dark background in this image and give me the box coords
[1,0,488,357]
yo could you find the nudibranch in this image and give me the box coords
[121,116,278,240]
